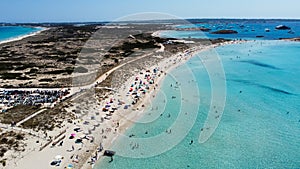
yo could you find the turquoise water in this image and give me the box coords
[0,26,42,42]
[96,40,300,169]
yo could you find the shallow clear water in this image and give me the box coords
[96,40,300,169]
[0,26,41,42]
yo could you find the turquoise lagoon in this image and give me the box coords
[96,40,300,169]
[0,26,42,42]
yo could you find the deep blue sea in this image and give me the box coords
[159,20,300,40]
[0,26,42,42]
[95,20,300,169]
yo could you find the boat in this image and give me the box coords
[265,28,270,32]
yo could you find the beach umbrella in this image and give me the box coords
[104,116,111,120]
[69,135,75,139]
[84,130,90,135]
[94,122,100,127]
[67,164,73,169]
[75,138,83,144]
[74,127,81,132]
[55,155,63,161]
[112,105,117,110]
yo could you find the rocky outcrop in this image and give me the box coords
[280,37,300,41]
[176,27,211,32]
[210,30,238,34]
[275,25,291,30]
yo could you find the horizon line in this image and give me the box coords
[1,17,300,24]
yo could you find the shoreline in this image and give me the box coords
[87,39,244,169]
[0,26,48,45]
[151,30,166,38]
[1,29,244,168]
[79,44,213,169]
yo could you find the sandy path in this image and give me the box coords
[16,109,47,127]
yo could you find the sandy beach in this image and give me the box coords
[0,27,47,45]
[79,40,242,169]
[80,47,205,169]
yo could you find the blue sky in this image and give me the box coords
[0,0,299,22]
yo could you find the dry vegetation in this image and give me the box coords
[21,103,75,131]
[0,131,26,167]
[0,105,41,124]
